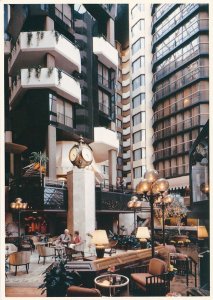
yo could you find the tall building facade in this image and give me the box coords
[151,4,209,194]
[4,4,120,236]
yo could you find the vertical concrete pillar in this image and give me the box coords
[109,149,117,187]
[107,18,115,46]
[47,125,56,179]
[45,16,54,31]
[46,53,55,68]
[67,168,96,245]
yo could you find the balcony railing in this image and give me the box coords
[152,4,176,26]
[99,102,110,115]
[55,7,74,29]
[152,89,209,124]
[152,66,209,106]
[152,18,209,67]
[98,74,110,89]
[152,139,194,162]
[152,43,209,86]
[57,113,73,127]
[152,114,208,142]
[152,4,200,47]
[158,163,189,178]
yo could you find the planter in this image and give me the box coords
[47,288,67,297]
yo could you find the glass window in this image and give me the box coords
[116,119,122,127]
[117,93,122,103]
[117,106,122,116]
[132,112,145,126]
[99,89,110,115]
[132,75,145,90]
[133,130,145,143]
[55,4,73,28]
[132,38,145,55]
[117,157,123,165]
[117,131,122,141]
[132,93,145,108]
[132,56,145,73]
[133,148,146,160]
[134,165,146,178]
[56,97,73,127]
[131,4,144,19]
[98,62,110,88]
[131,19,145,37]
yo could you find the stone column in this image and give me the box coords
[107,18,115,46]
[47,125,56,179]
[67,168,96,244]
[108,149,117,188]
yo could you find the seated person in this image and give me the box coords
[69,231,82,249]
[57,229,72,246]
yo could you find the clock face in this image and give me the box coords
[69,147,78,162]
[82,147,93,163]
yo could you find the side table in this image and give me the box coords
[94,274,129,297]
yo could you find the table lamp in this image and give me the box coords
[197,226,208,240]
[136,227,150,248]
[91,230,109,258]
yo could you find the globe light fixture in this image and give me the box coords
[135,169,170,257]
[10,198,28,238]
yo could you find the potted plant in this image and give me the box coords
[39,259,81,297]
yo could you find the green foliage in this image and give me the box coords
[39,259,81,296]
[29,152,48,165]
[111,234,141,249]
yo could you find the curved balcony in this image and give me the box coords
[152,114,208,143]
[152,4,200,49]
[152,140,194,162]
[152,19,209,68]
[8,31,81,75]
[93,37,118,70]
[123,162,131,172]
[9,67,81,108]
[90,127,119,163]
[152,43,209,86]
[123,115,130,124]
[152,89,209,125]
[122,91,130,99]
[123,150,131,160]
[152,66,209,106]
[123,139,130,148]
[123,127,130,136]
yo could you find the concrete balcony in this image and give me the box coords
[123,150,131,160]
[122,78,130,87]
[90,127,119,163]
[9,67,81,108]
[123,162,131,171]
[4,41,11,55]
[123,115,130,123]
[122,91,130,99]
[123,139,130,147]
[123,127,130,135]
[123,103,130,111]
[8,31,81,75]
[93,37,118,70]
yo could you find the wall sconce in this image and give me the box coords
[136,227,150,248]
[91,230,109,258]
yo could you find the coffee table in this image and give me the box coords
[94,274,129,297]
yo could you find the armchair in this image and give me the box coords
[9,251,31,276]
[37,244,56,265]
[131,258,170,296]
[65,246,84,261]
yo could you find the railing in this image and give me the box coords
[152,18,209,66]
[55,7,73,29]
[152,89,209,124]
[152,114,208,142]
[152,4,199,46]
[152,140,194,161]
[152,43,209,85]
[57,113,73,127]
[158,163,189,178]
[99,102,110,115]
[152,4,176,25]
[152,66,209,105]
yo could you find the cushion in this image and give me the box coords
[149,258,167,275]
[67,285,101,297]
[131,273,151,291]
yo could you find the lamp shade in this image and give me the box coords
[136,179,152,194]
[154,178,169,193]
[144,169,159,183]
[136,227,150,240]
[197,226,208,239]
[163,194,173,204]
[91,230,109,248]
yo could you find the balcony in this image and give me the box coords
[123,150,131,160]
[152,4,200,49]
[8,31,81,75]
[4,41,11,55]
[152,114,209,143]
[152,89,209,124]
[152,66,209,106]
[158,164,189,179]
[152,140,194,162]
[93,37,118,70]
[123,139,130,148]
[152,4,177,28]
[123,162,131,172]
[123,127,130,135]
[99,102,110,115]
[90,127,119,163]
[152,19,209,68]
[152,43,209,86]
[9,67,81,108]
